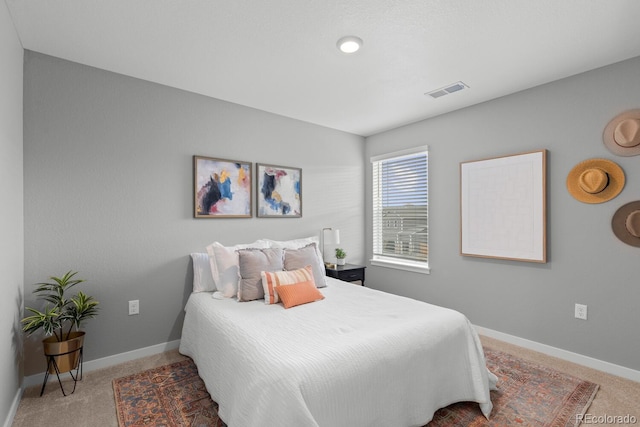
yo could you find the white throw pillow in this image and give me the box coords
[205,240,270,298]
[265,236,324,261]
[190,253,216,293]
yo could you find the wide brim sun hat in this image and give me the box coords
[566,158,625,204]
[612,201,640,247]
[603,109,640,156]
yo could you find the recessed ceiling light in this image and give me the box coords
[337,36,363,54]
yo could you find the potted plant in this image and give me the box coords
[335,248,347,266]
[22,271,99,376]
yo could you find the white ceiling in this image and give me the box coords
[6,0,640,136]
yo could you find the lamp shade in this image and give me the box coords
[325,229,340,245]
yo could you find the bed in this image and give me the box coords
[180,245,497,427]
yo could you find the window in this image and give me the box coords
[371,146,429,273]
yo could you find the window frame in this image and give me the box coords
[370,146,430,274]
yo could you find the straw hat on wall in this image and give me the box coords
[603,109,640,156]
[566,158,625,204]
[612,201,640,247]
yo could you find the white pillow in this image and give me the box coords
[265,236,324,261]
[190,253,216,293]
[205,240,270,298]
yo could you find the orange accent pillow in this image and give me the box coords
[261,265,315,305]
[276,281,325,309]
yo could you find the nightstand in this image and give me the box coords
[325,263,366,286]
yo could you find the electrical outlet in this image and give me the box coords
[574,303,587,320]
[128,300,139,316]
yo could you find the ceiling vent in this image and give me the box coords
[425,81,469,99]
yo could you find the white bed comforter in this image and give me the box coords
[179,277,497,427]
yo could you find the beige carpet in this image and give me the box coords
[12,336,640,427]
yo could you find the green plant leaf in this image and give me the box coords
[21,305,63,339]
[22,270,98,342]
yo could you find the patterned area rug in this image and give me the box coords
[113,348,598,427]
[113,359,224,427]
[429,348,599,426]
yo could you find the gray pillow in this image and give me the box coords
[284,243,327,288]
[237,248,284,301]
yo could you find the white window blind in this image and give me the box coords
[372,147,429,271]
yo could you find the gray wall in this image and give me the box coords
[365,56,640,371]
[20,47,640,380]
[0,2,24,424]
[23,52,365,376]
[0,0,24,422]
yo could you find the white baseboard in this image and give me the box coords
[476,325,640,383]
[3,387,23,427]
[23,339,181,389]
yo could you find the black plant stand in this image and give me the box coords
[40,346,83,397]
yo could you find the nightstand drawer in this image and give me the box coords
[338,270,364,282]
[325,264,366,286]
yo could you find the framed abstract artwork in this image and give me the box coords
[256,163,302,218]
[193,155,252,218]
[460,149,547,263]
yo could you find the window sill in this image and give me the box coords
[370,257,430,274]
